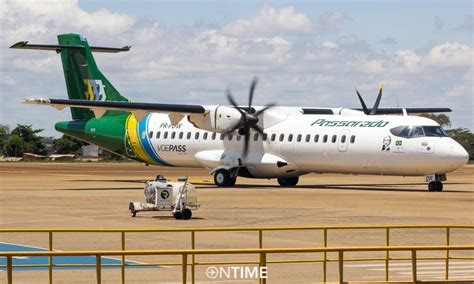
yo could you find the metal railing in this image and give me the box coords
[2,245,473,283]
[1,225,473,283]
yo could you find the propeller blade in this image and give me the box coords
[370,84,383,115]
[255,103,276,116]
[354,87,369,115]
[224,121,244,135]
[248,76,259,110]
[226,89,245,116]
[242,128,250,158]
[251,124,265,136]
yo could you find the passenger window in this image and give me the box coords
[203,132,208,140]
[148,131,153,139]
[297,134,302,142]
[279,134,285,142]
[323,135,328,143]
[228,135,233,141]
[341,135,346,143]
[212,133,216,140]
[262,133,267,141]
[156,131,161,139]
[314,134,319,143]
[186,132,191,139]
[220,134,225,140]
[332,135,337,143]
[305,134,311,142]
[195,132,200,140]
[350,135,356,143]
[171,131,176,139]
[178,132,183,139]
[164,131,168,139]
[254,133,259,141]
[271,134,276,141]
[288,134,293,142]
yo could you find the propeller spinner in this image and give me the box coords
[354,84,384,115]
[225,76,275,157]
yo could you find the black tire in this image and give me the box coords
[131,210,136,217]
[428,181,443,192]
[174,212,182,219]
[277,177,299,187]
[181,208,192,220]
[214,169,237,187]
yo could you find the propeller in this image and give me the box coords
[354,84,384,115]
[225,76,276,157]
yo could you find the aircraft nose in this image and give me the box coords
[449,140,469,166]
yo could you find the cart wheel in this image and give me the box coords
[182,208,192,220]
[131,210,136,217]
[173,212,182,220]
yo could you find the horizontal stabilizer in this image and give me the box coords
[10,41,130,53]
[23,98,207,115]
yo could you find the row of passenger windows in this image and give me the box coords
[148,131,356,144]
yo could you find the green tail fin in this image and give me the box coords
[57,33,129,119]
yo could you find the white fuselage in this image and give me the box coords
[135,108,468,179]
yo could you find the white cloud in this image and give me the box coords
[221,4,315,37]
[424,42,473,67]
[319,11,351,32]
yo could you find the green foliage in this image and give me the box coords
[53,135,87,154]
[4,125,46,157]
[0,125,10,155]
[420,113,451,128]
[447,128,474,160]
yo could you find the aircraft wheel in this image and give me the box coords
[428,181,443,192]
[181,208,192,220]
[214,169,236,187]
[173,212,182,220]
[277,177,299,187]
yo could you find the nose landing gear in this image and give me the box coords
[428,181,443,192]
[425,174,446,192]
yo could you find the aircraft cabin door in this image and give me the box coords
[337,129,350,152]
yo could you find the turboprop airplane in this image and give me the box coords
[11,34,469,191]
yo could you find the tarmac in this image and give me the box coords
[0,162,473,283]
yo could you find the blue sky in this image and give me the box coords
[1,0,472,136]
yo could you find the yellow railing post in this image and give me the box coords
[49,231,53,284]
[121,231,125,284]
[259,229,263,248]
[7,255,13,284]
[323,228,328,283]
[182,253,188,284]
[411,249,417,283]
[96,254,102,284]
[445,227,450,280]
[191,231,195,284]
[259,252,267,284]
[338,251,344,284]
[385,227,390,282]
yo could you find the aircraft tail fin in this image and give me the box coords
[11,33,131,120]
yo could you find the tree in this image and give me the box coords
[0,125,9,155]
[420,113,451,128]
[53,135,87,154]
[4,125,46,157]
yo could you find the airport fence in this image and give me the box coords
[1,225,473,283]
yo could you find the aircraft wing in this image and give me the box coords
[352,107,452,114]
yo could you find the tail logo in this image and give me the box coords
[84,79,106,101]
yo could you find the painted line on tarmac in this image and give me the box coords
[0,213,127,225]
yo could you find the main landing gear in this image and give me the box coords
[214,169,237,187]
[277,177,299,187]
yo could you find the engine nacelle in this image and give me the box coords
[188,105,242,134]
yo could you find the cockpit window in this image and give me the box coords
[390,125,447,138]
[423,126,447,137]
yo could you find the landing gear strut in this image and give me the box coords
[428,181,443,192]
[277,177,299,187]
[214,169,237,187]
